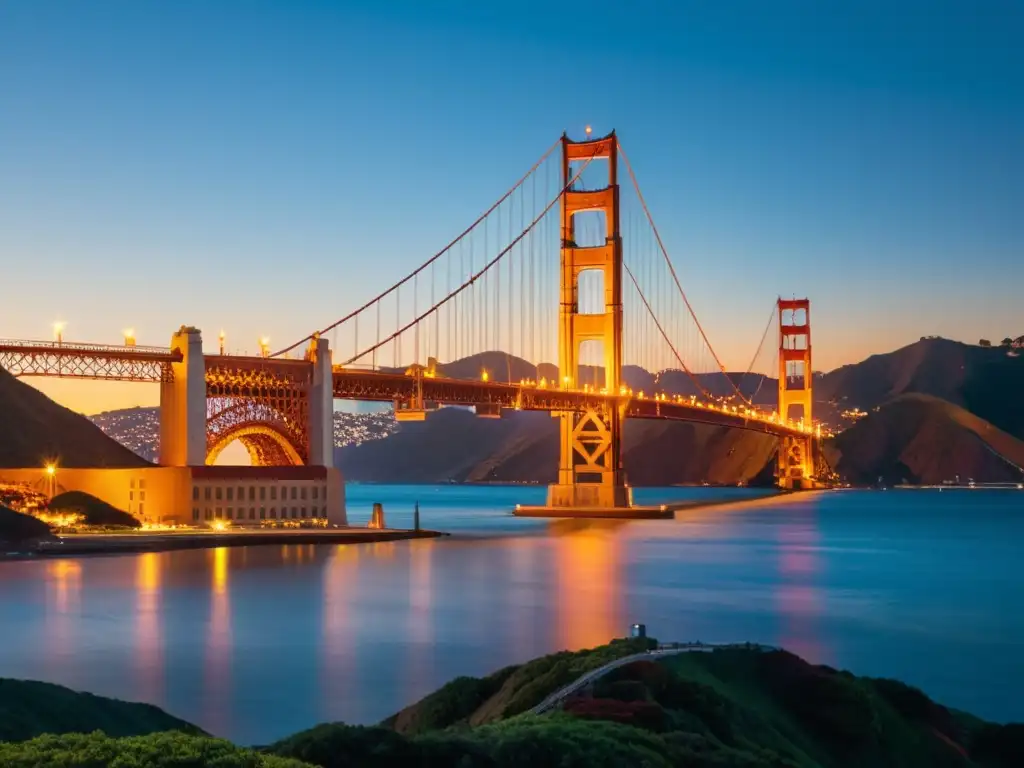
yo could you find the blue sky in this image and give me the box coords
[1,1,1021,412]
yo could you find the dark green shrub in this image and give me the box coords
[0,731,307,767]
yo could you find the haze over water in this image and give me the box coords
[0,486,1020,745]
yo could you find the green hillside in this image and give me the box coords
[3,642,1021,767]
[0,678,203,743]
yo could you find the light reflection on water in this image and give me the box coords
[1,485,1021,745]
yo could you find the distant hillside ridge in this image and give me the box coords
[825,393,1024,485]
[818,337,1024,438]
[0,368,150,469]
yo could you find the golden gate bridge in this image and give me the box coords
[0,131,827,519]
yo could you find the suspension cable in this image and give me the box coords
[616,139,752,406]
[740,301,777,404]
[339,149,602,366]
[624,264,713,400]
[273,137,562,358]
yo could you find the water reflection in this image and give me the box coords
[321,544,359,716]
[553,522,623,649]
[134,553,164,703]
[405,540,434,701]
[45,559,81,668]
[204,547,232,735]
[776,508,827,663]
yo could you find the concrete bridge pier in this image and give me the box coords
[158,326,206,467]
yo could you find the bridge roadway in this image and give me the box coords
[331,368,812,439]
[0,339,812,440]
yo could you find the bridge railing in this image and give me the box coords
[0,338,180,357]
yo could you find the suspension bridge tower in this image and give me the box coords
[545,131,631,510]
[777,298,815,488]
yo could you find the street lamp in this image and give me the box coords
[44,463,57,500]
[259,337,270,358]
[219,330,226,355]
[123,328,136,347]
[52,321,65,344]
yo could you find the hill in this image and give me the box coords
[0,368,150,469]
[819,338,1024,438]
[49,491,141,528]
[0,505,54,546]
[0,678,204,743]
[268,641,1022,768]
[825,394,1024,485]
[2,642,1022,767]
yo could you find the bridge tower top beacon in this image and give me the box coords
[777,298,814,487]
[546,130,631,510]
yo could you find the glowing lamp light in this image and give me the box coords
[45,463,56,477]
[585,125,592,137]
[219,330,226,355]
[123,328,136,347]
[211,520,229,532]
[480,369,490,382]
[52,321,66,343]
[259,337,270,358]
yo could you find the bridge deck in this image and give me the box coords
[0,339,814,438]
[331,368,811,439]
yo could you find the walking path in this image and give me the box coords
[529,642,777,715]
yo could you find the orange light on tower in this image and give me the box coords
[219,330,226,355]
[259,337,270,358]
[480,369,490,382]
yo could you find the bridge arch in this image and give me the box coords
[206,422,304,467]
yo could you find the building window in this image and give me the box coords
[248,487,255,501]
[139,479,146,489]
[227,487,234,501]
[205,487,212,501]
[290,487,297,500]
[192,487,199,500]
[129,491,134,501]
[249,507,255,520]
[269,508,276,519]
[130,479,135,489]
[300,487,307,500]
[139,502,144,515]
[323,505,328,516]
[238,486,244,501]
[311,487,318,500]
[301,507,307,518]
[271,487,277,500]
[216,487,222,500]
[216,508,222,519]
[193,508,199,521]
[259,507,265,519]
[205,509,212,520]
[228,507,234,519]
[140,491,146,502]
[259,487,266,501]
[291,507,298,519]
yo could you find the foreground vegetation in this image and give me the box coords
[2,640,1022,767]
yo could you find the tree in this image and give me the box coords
[1002,338,1013,346]
[979,339,992,347]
